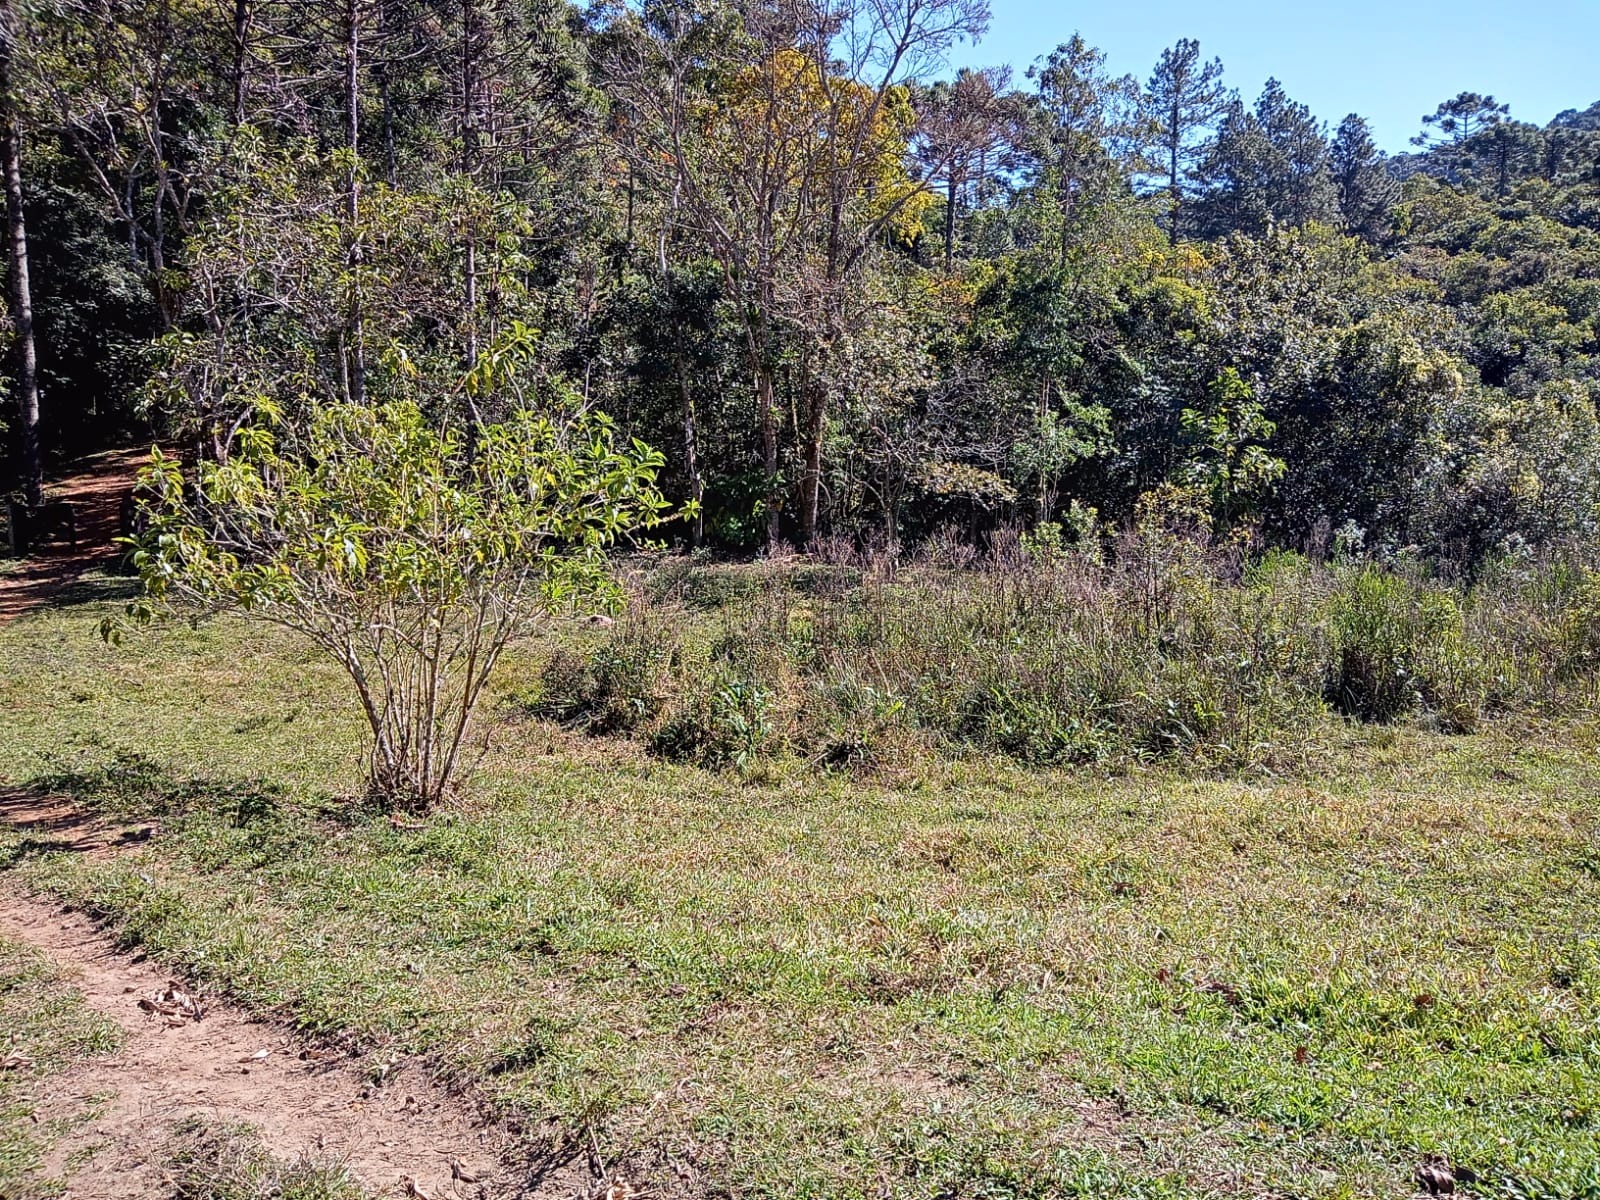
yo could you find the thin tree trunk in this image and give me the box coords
[230,0,251,126]
[0,22,40,507]
[1058,142,1075,270]
[1036,378,1050,525]
[677,363,703,548]
[461,0,479,374]
[943,169,956,273]
[757,363,779,549]
[1168,123,1181,246]
[798,351,827,546]
[377,0,395,183]
[344,0,365,404]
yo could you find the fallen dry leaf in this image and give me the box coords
[138,981,203,1022]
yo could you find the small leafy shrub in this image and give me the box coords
[670,565,764,611]
[956,685,1113,765]
[650,673,774,769]
[1328,568,1473,723]
[1556,569,1600,678]
[531,615,678,733]
[120,355,669,811]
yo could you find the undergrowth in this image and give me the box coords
[527,532,1600,771]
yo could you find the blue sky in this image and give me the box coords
[946,0,1600,153]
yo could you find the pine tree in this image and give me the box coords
[1145,38,1228,244]
[1330,114,1397,239]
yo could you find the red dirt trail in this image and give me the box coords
[0,453,599,1198]
[0,448,149,624]
[0,885,590,1198]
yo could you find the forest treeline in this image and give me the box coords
[2,0,1599,562]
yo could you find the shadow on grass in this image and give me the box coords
[0,785,111,862]
[0,567,140,624]
[20,752,290,828]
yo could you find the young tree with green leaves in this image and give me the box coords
[1180,366,1284,532]
[122,340,669,811]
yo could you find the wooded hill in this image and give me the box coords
[1,0,1597,562]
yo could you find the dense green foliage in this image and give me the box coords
[122,333,669,808]
[0,0,1594,564]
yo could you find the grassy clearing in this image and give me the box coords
[1,569,1598,1198]
[0,934,121,1197]
[529,547,1600,775]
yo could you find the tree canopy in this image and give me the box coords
[1,0,1597,565]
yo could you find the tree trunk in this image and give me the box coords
[460,0,480,375]
[757,364,779,549]
[1168,123,1181,246]
[1,28,41,507]
[943,169,956,273]
[344,0,365,404]
[677,363,704,548]
[230,0,251,126]
[798,354,827,546]
[376,0,395,183]
[1036,378,1050,526]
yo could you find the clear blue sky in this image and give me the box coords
[947,0,1600,153]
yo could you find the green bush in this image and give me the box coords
[1327,567,1478,724]
[1557,569,1600,678]
[649,672,774,769]
[530,614,681,733]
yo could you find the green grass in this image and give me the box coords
[0,934,121,1197]
[1,569,1598,1198]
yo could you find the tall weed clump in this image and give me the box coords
[1326,567,1479,725]
[529,538,1600,771]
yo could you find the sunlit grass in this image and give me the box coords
[0,937,121,1197]
[1,570,1597,1198]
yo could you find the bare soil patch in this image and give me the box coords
[0,891,584,1199]
[0,448,148,624]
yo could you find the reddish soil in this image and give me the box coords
[0,886,594,1199]
[0,792,595,1198]
[0,447,150,623]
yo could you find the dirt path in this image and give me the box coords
[0,447,149,624]
[0,890,584,1199]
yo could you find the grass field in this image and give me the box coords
[2,569,1598,1198]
